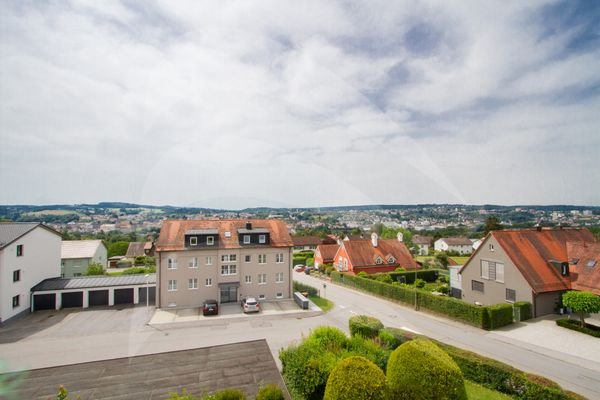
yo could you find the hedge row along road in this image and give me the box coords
[294,272,600,400]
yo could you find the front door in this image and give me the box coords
[220,285,238,303]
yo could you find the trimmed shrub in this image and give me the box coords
[357,271,368,277]
[437,341,578,399]
[293,256,307,266]
[378,327,407,350]
[395,267,406,272]
[388,269,439,284]
[556,318,600,338]
[349,315,384,339]
[293,281,318,297]
[323,356,387,400]
[387,339,467,400]
[255,384,284,400]
[414,278,426,288]
[486,304,514,330]
[306,257,315,267]
[325,266,334,276]
[307,326,349,351]
[205,389,246,400]
[374,273,393,284]
[514,301,532,321]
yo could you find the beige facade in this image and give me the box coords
[158,246,293,308]
[460,236,534,307]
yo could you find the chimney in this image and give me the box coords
[371,232,378,248]
[246,222,252,230]
[397,232,404,242]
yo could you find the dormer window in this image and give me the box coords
[207,236,214,246]
[259,235,266,244]
[224,231,232,238]
[387,256,395,264]
[190,237,197,246]
[244,235,251,244]
[375,256,383,265]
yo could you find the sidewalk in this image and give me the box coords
[149,299,322,327]
[489,314,600,370]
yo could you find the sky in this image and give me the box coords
[1,0,599,209]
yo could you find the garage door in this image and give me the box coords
[138,287,156,305]
[33,293,56,310]
[62,292,83,308]
[89,290,109,306]
[114,288,134,305]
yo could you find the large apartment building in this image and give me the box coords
[155,219,294,308]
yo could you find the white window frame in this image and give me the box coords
[221,264,237,275]
[205,278,213,287]
[276,272,284,283]
[245,275,252,284]
[258,273,267,284]
[276,253,284,263]
[258,254,266,264]
[12,295,19,308]
[207,236,214,246]
[189,278,198,289]
[245,255,251,263]
[206,256,212,266]
[190,237,197,246]
[189,257,199,268]
[244,235,251,244]
[259,234,266,244]
[259,294,266,300]
[168,258,177,270]
[276,292,283,299]
[168,279,177,291]
[506,288,516,303]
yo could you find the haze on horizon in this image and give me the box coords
[1,1,599,210]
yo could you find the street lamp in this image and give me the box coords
[144,274,150,309]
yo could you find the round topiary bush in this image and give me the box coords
[386,338,466,400]
[255,384,284,400]
[323,356,387,400]
[348,315,384,339]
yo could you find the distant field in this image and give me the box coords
[24,209,81,216]
[450,256,470,265]
[415,256,435,263]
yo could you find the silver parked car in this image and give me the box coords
[241,297,260,313]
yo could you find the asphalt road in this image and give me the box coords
[295,272,600,400]
[1,275,599,399]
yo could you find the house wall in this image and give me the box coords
[460,236,533,308]
[61,243,107,278]
[416,244,429,256]
[535,291,561,317]
[333,246,352,272]
[158,247,293,308]
[0,227,61,323]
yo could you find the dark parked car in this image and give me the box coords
[202,299,219,316]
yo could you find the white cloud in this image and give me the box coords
[0,0,598,207]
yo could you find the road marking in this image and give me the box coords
[338,305,347,309]
[349,310,357,315]
[400,326,421,335]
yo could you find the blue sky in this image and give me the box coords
[0,0,599,208]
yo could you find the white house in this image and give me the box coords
[0,223,62,324]
[61,240,108,278]
[434,237,473,255]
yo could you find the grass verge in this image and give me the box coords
[465,380,513,399]
[308,296,333,312]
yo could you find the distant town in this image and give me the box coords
[1,202,599,240]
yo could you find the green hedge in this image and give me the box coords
[324,356,387,400]
[331,272,514,330]
[388,269,440,284]
[556,318,600,338]
[436,342,582,399]
[486,304,514,330]
[293,256,307,266]
[348,315,384,339]
[514,301,532,321]
[293,281,319,297]
[378,327,408,350]
[256,384,285,400]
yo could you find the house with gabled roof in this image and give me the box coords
[413,235,433,255]
[0,222,62,324]
[434,237,473,255]
[292,235,336,253]
[333,233,418,274]
[156,219,293,308]
[568,241,600,296]
[61,240,107,278]
[314,244,339,270]
[459,227,596,317]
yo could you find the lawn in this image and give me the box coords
[308,296,334,312]
[465,380,513,399]
[450,256,471,265]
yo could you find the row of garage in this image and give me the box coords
[31,274,156,311]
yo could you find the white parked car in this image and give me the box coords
[241,297,260,313]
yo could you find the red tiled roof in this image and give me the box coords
[316,244,340,262]
[412,235,433,245]
[156,219,293,251]
[491,228,595,293]
[125,242,146,258]
[568,241,600,295]
[342,239,417,269]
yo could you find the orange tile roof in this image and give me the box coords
[156,219,293,251]
[490,228,595,293]
[342,239,417,270]
[568,241,600,295]
[316,244,340,262]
